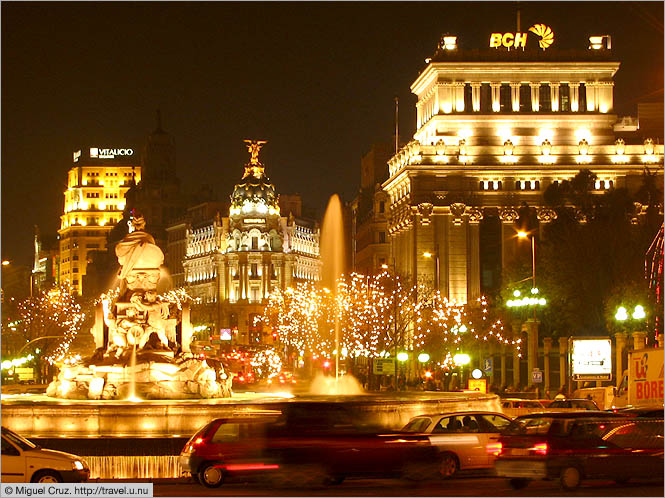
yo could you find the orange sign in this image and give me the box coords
[468,378,487,393]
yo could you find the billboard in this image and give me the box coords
[570,337,612,381]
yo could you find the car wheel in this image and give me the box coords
[438,453,459,479]
[32,470,63,483]
[560,466,582,490]
[198,462,225,488]
[509,478,530,489]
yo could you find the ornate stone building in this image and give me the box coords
[383,31,664,304]
[177,141,321,345]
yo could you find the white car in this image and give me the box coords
[401,411,513,478]
[1,426,90,483]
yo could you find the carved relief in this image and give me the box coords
[499,207,519,223]
[450,202,466,226]
[574,209,588,224]
[615,138,625,155]
[644,138,655,155]
[536,207,558,223]
[418,202,434,225]
[435,139,446,156]
[578,138,589,155]
[466,206,484,224]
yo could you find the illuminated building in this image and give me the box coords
[350,143,392,274]
[383,30,664,303]
[58,147,140,295]
[173,141,320,345]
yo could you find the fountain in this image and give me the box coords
[45,211,232,400]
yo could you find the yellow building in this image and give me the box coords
[58,147,141,295]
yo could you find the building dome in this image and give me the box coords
[229,140,280,218]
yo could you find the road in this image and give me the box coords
[145,475,664,497]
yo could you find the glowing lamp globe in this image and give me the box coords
[397,352,409,362]
[418,353,430,363]
[453,353,470,365]
[471,368,483,379]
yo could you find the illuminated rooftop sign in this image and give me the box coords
[90,147,134,159]
[489,24,554,50]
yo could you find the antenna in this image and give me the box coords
[394,97,399,154]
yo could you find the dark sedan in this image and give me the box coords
[491,412,663,490]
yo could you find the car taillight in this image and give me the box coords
[486,442,502,456]
[533,442,548,455]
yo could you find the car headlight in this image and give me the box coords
[72,460,85,471]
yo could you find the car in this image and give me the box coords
[181,402,440,488]
[401,411,514,478]
[611,406,664,418]
[547,398,600,411]
[500,399,547,418]
[1,426,90,483]
[491,412,662,490]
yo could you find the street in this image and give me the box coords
[117,476,665,497]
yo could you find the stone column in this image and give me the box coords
[467,212,481,301]
[570,83,580,112]
[510,83,521,112]
[543,337,552,396]
[632,331,646,351]
[501,343,507,388]
[559,337,568,391]
[454,82,465,112]
[530,83,541,112]
[615,332,627,382]
[550,83,560,111]
[586,83,597,112]
[499,208,519,269]
[490,83,501,112]
[471,82,481,112]
[526,320,539,386]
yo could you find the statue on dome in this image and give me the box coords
[243,139,268,178]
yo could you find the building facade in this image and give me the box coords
[173,141,321,345]
[58,147,140,295]
[383,30,664,304]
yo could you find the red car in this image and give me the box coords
[492,412,663,490]
[180,402,440,487]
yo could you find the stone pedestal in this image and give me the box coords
[543,337,552,395]
[558,336,568,391]
[615,332,627,381]
[632,331,647,351]
[526,320,539,386]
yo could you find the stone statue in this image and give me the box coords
[243,139,268,179]
[115,212,164,291]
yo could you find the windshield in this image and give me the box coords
[2,427,38,450]
[504,417,554,435]
[402,417,432,433]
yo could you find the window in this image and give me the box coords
[72,255,79,261]
[539,84,551,112]
[251,263,258,276]
[579,83,587,111]
[520,84,530,112]
[480,84,491,113]
[378,231,386,243]
[379,201,385,213]
[73,280,79,285]
[560,84,570,111]
[252,236,258,250]
[72,268,79,273]
[499,84,511,112]
[464,84,473,111]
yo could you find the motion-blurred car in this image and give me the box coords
[491,412,662,490]
[181,403,440,487]
[547,399,600,411]
[500,399,546,418]
[401,411,513,478]
[1,426,90,483]
[610,406,664,418]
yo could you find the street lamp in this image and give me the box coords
[517,231,537,319]
[423,245,440,290]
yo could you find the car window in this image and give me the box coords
[517,417,553,435]
[601,420,665,449]
[211,423,240,443]
[572,400,598,410]
[434,416,463,433]
[1,428,37,450]
[402,417,432,433]
[479,414,512,433]
[502,402,512,408]
[460,415,480,433]
[524,401,543,408]
[550,401,570,408]
[2,436,20,456]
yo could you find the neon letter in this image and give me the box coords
[514,32,527,48]
[490,33,503,48]
[502,33,514,48]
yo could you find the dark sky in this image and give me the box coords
[2,1,663,267]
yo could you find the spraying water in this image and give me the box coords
[316,195,364,395]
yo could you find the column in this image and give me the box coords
[586,83,597,112]
[550,83,560,112]
[615,332,627,382]
[499,209,519,269]
[219,259,227,301]
[467,217,481,301]
[559,337,568,392]
[471,83,481,112]
[490,83,501,112]
[241,262,248,300]
[500,344,507,388]
[570,83,580,112]
[510,83,520,112]
[543,337,552,396]
[632,331,646,351]
[526,320,539,387]
[530,83,540,112]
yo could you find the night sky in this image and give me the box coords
[2,2,663,268]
